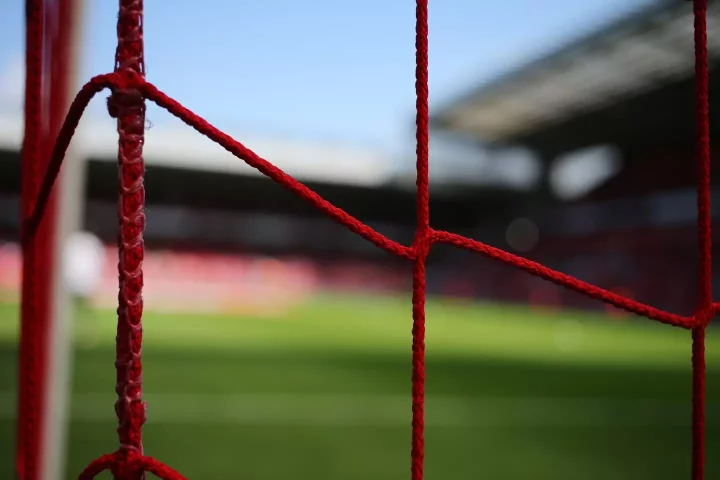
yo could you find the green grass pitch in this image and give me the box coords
[0,296,718,479]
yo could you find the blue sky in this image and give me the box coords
[0,0,658,156]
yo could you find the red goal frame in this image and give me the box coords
[16,0,714,479]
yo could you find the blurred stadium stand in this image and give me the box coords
[1,0,718,318]
[0,110,536,313]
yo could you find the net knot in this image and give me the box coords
[114,449,145,480]
[78,449,187,480]
[694,306,713,327]
[107,87,145,119]
[78,449,144,480]
[413,230,432,260]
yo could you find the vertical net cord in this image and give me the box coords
[411,1,429,479]
[17,1,45,479]
[692,0,711,479]
[109,1,147,478]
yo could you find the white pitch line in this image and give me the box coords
[0,392,713,428]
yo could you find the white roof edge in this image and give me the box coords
[0,113,396,188]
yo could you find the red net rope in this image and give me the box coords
[16,0,713,479]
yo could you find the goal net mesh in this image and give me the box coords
[15,0,714,479]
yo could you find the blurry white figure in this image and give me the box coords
[62,230,105,346]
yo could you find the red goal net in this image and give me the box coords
[15,0,714,479]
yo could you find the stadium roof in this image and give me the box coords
[430,0,720,156]
[0,112,397,188]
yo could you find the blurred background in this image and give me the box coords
[2,0,720,478]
